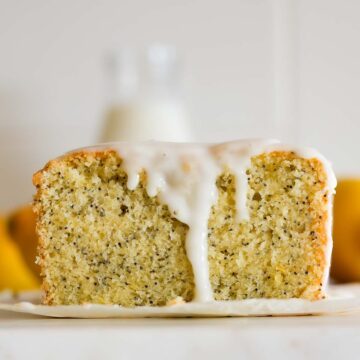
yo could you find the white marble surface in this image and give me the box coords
[1,310,360,360]
[1,285,359,359]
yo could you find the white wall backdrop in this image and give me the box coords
[0,0,359,211]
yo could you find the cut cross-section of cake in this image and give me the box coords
[33,140,336,306]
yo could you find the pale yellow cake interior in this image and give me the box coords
[208,152,328,301]
[34,152,194,306]
[34,150,329,306]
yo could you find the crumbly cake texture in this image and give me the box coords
[208,152,328,300]
[33,151,194,306]
[33,145,332,306]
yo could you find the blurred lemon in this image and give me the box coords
[8,205,40,279]
[331,179,360,282]
[0,215,39,291]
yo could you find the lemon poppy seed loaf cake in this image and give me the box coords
[33,140,336,306]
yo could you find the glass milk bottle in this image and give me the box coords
[100,45,192,143]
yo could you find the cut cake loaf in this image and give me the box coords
[33,140,336,306]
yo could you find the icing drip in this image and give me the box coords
[119,143,219,301]
[71,140,337,302]
[213,139,279,222]
[182,152,219,301]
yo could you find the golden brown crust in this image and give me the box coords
[279,153,329,299]
[270,153,329,300]
[33,149,119,305]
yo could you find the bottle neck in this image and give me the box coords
[105,49,138,106]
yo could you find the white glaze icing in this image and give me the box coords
[70,139,337,302]
[116,143,219,301]
[212,139,279,222]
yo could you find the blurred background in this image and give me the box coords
[1,0,360,288]
[1,0,360,210]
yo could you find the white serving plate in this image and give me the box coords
[1,284,360,318]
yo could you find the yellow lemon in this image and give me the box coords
[8,205,40,279]
[331,179,360,282]
[0,216,39,291]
